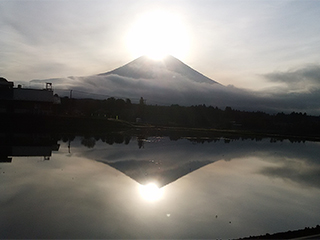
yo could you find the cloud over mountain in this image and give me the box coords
[30,56,320,115]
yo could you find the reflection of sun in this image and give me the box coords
[127,10,190,60]
[139,182,163,201]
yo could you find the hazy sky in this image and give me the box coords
[1,0,320,91]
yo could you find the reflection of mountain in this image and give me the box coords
[0,133,60,162]
[100,158,213,188]
[82,135,320,190]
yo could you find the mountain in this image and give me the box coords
[28,55,269,110]
[31,54,228,106]
[99,55,221,85]
[29,55,316,113]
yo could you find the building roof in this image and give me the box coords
[0,77,14,87]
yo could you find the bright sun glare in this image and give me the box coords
[139,182,163,201]
[127,11,190,60]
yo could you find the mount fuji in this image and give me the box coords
[99,55,220,85]
[31,55,233,106]
[29,55,313,113]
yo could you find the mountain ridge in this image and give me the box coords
[27,55,320,114]
[99,55,221,85]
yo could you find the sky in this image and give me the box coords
[1,0,320,92]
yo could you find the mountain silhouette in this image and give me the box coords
[99,159,214,188]
[99,55,221,85]
[26,54,320,113]
[29,55,277,112]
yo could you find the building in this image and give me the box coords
[0,77,54,115]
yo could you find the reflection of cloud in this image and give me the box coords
[0,155,151,239]
[73,136,320,189]
[259,157,320,189]
[3,137,320,239]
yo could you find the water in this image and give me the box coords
[1,133,320,239]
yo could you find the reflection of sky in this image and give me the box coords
[1,137,320,239]
[74,137,320,189]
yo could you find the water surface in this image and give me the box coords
[1,134,320,239]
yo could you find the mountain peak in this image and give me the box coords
[99,55,220,85]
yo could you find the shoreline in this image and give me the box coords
[1,114,320,142]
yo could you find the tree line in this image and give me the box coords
[53,96,320,137]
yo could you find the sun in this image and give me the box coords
[127,10,190,60]
[139,182,164,202]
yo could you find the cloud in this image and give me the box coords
[263,64,320,91]
[37,73,250,106]
[29,70,320,115]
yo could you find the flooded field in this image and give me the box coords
[1,133,320,239]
